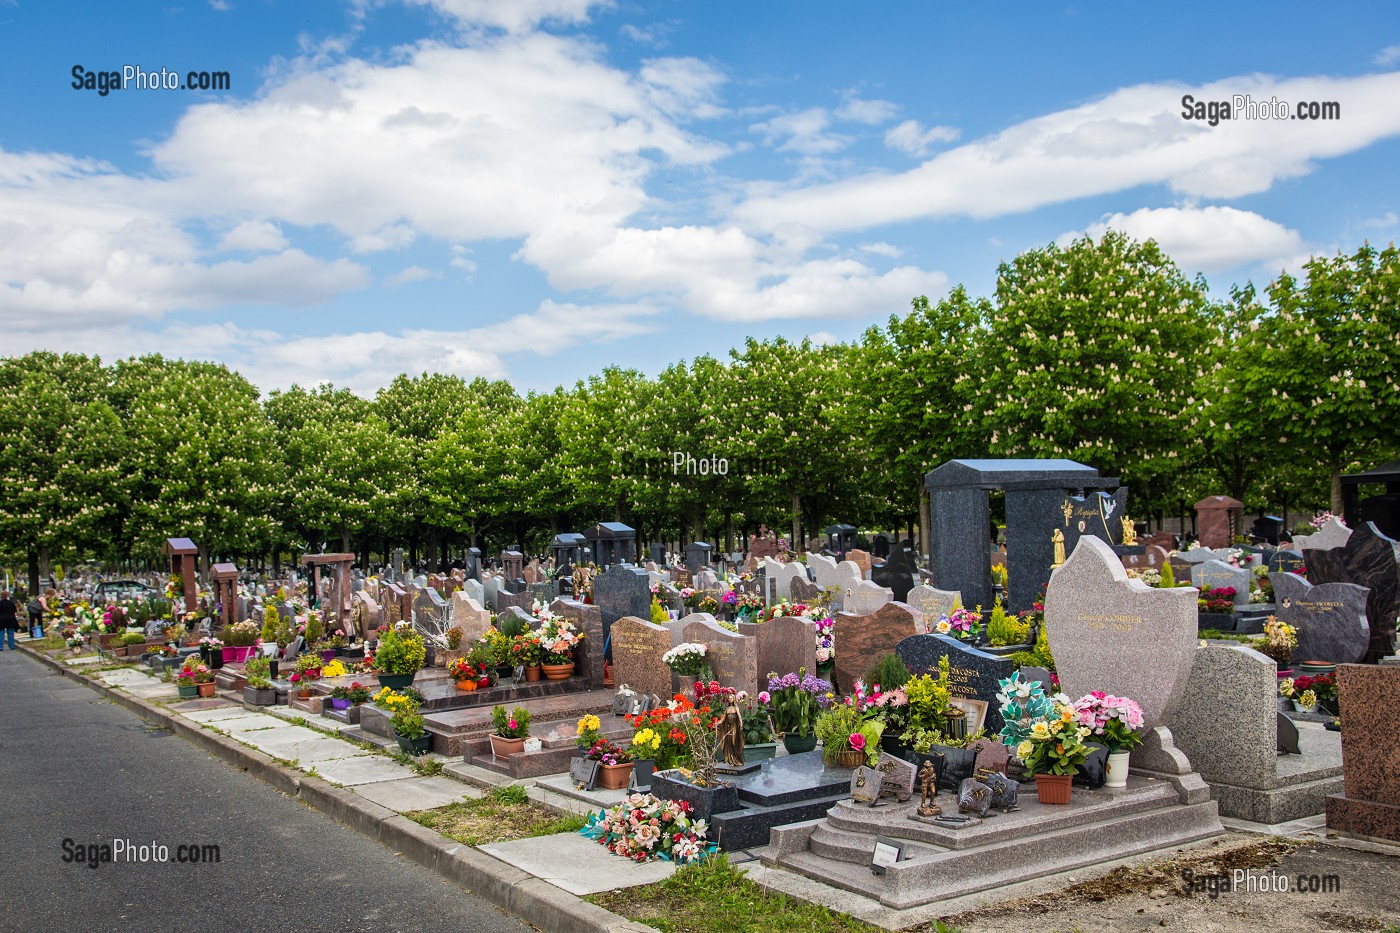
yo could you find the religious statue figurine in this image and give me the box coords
[1051,528,1067,568]
[716,700,745,767]
[1121,516,1138,545]
[917,760,941,817]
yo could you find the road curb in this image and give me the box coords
[20,646,659,933]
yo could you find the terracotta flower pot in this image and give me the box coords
[541,662,575,681]
[490,735,526,758]
[196,682,216,698]
[298,688,312,699]
[1035,773,1073,805]
[595,761,635,790]
[524,664,542,682]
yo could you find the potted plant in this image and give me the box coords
[390,701,432,756]
[537,614,583,680]
[815,704,882,768]
[175,661,200,698]
[329,682,371,710]
[218,621,260,663]
[447,655,485,691]
[997,674,1092,804]
[373,624,426,689]
[663,642,712,685]
[489,704,532,758]
[1072,692,1145,788]
[243,654,276,705]
[814,615,835,680]
[766,667,833,754]
[930,606,985,644]
[509,632,543,681]
[119,630,149,657]
[189,662,216,697]
[581,735,634,789]
[1284,673,1337,714]
[740,690,778,762]
[1258,615,1298,675]
[291,654,322,699]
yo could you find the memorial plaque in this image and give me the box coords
[569,757,599,791]
[850,766,884,805]
[876,752,917,802]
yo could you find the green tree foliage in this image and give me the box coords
[2,232,1395,572]
[977,231,1218,510]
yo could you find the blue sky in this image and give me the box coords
[2,0,1398,394]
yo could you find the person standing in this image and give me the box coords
[27,591,45,639]
[0,590,19,650]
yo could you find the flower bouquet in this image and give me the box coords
[579,793,715,864]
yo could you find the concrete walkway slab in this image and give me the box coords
[97,669,156,686]
[184,707,265,724]
[354,776,474,812]
[205,714,292,733]
[313,756,418,786]
[240,731,368,764]
[124,683,181,699]
[64,656,104,666]
[481,832,675,895]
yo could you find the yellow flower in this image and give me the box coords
[577,714,600,735]
[1016,740,1034,759]
[1060,708,1073,724]
[1030,722,1051,739]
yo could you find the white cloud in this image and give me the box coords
[749,108,849,155]
[219,220,288,252]
[1361,210,1397,229]
[859,241,902,257]
[835,92,899,125]
[1375,45,1400,67]
[883,119,960,157]
[1060,205,1309,273]
[209,0,231,10]
[388,265,436,285]
[737,72,1400,234]
[401,0,608,33]
[620,22,672,47]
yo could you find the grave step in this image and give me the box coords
[768,796,1224,908]
[339,727,397,752]
[421,689,619,756]
[823,777,1182,851]
[459,724,632,779]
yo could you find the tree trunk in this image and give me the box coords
[341,527,351,555]
[791,493,801,549]
[725,512,734,554]
[1330,470,1343,515]
[27,549,39,598]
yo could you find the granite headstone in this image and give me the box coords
[1272,572,1371,665]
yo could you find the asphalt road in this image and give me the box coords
[0,650,536,933]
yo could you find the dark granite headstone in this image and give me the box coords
[1277,712,1301,755]
[893,633,1013,735]
[874,544,919,603]
[1272,572,1371,664]
[593,563,652,651]
[1267,549,1307,575]
[549,598,605,687]
[1304,522,1400,664]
